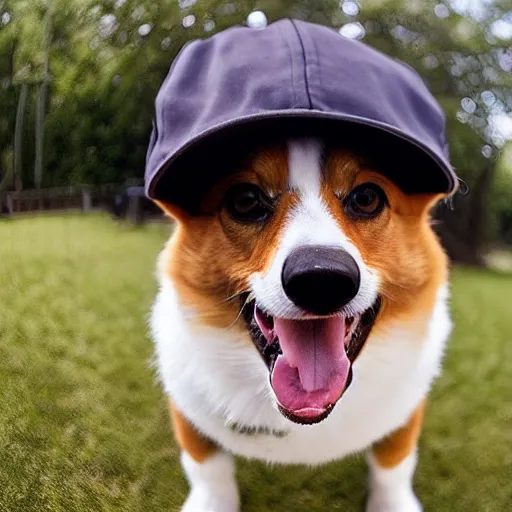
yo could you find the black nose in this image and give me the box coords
[281,245,360,316]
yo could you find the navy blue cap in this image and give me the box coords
[146,19,457,207]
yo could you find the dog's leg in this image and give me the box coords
[366,400,425,512]
[170,401,240,512]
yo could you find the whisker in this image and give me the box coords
[220,289,251,304]
[183,289,252,321]
[225,292,255,329]
[183,310,223,320]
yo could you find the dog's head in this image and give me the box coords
[157,138,448,425]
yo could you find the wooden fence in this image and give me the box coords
[0,184,162,223]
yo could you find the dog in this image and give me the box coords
[145,20,458,512]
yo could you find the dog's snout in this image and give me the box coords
[281,245,360,315]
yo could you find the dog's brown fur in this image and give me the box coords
[170,401,218,463]
[372,400,426,468]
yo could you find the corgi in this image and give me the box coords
[150,138,452,512]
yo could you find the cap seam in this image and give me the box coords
[297,20,323,109]
[278,20,298,108]
[289,20,313,110]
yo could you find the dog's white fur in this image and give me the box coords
[181,451,240,512]
[367,450,422,512]
[151,139,451,510]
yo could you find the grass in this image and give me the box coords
[0,215,511,511]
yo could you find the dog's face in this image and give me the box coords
[158,139,448,425]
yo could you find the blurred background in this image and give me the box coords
[0,1,511,511]
[1,0,512,263]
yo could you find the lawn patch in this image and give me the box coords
[0,216,510,511]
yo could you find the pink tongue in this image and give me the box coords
[270,316,350,418]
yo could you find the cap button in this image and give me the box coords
[247,11,267,29]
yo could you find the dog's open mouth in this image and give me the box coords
[243,298,381,425]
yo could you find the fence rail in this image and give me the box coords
[0,184,162,223]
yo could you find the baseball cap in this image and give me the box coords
[145,18,457,210]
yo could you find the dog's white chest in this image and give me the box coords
[151,281,451,465]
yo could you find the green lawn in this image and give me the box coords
[0,215,511,512]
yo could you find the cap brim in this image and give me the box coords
[148,110,456,211]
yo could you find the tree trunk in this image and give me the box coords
[34,1,53,189]
[436,162,496,267]
[34,82,49,189]
[14,83,29,193]
[466,162,496,255]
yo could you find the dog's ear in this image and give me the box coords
[154,200,190,224]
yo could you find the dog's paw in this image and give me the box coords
[180,451,240,512]
[366,489,422,512]
[181,486,240,512]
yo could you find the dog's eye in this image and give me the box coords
[224,183,273,223]
[345,183,387,218]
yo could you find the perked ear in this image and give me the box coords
[154,200,190,224]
